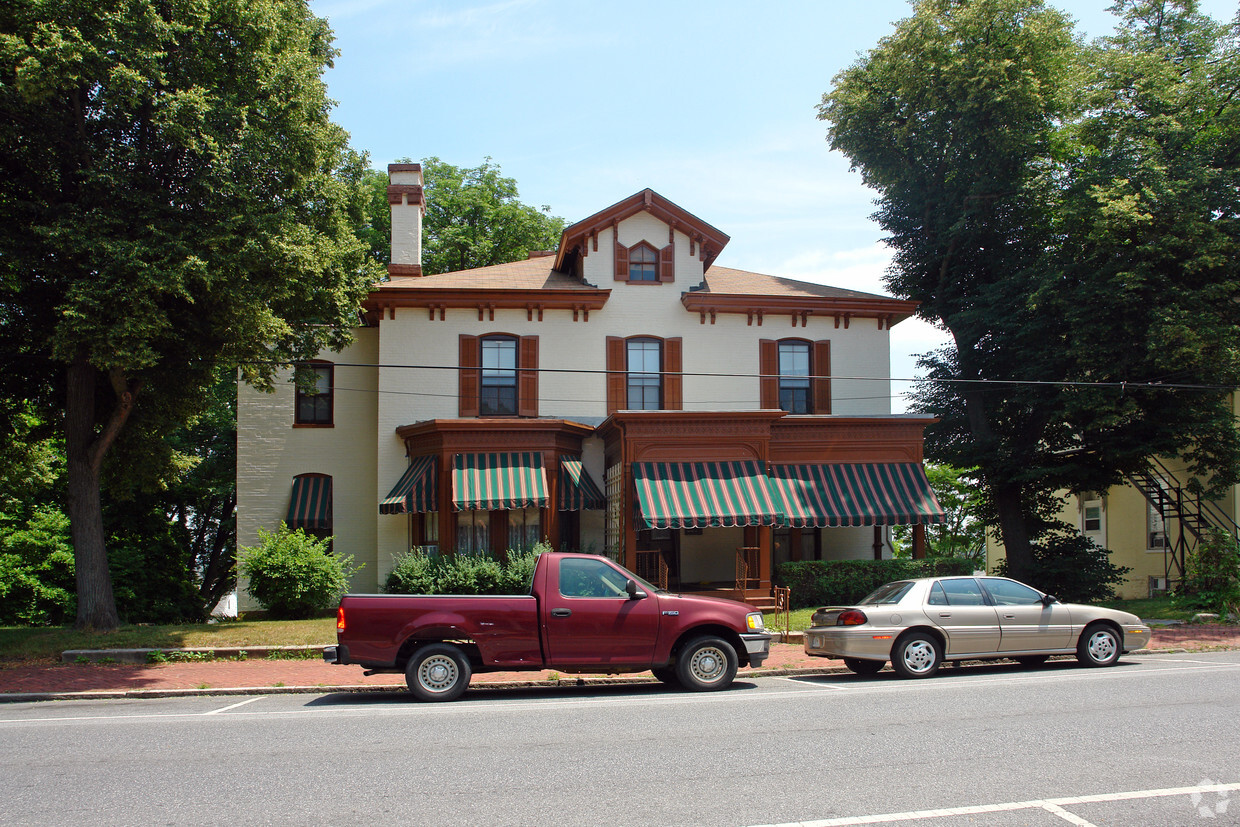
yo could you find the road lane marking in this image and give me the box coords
[205,697,264,715]
[747,782,1240,826]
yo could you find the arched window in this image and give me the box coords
[480,335,518,416]
[759,339,830,414]
[628,243,659,282]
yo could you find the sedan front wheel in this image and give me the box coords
[890,632,942,678]
[1076,624,1121,667]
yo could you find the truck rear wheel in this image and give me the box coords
[675,636,738,692]
[405,643,471,702]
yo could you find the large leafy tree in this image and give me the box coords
[0,0,381,631]
[821,0,1240,584]
[419,157,566,275]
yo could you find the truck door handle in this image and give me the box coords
[551,608,572,618]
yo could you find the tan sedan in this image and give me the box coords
[803,576,1151,678]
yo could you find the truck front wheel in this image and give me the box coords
[405,643,471,702]
[675,636,738,692]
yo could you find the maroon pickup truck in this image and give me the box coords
[323,551,771,701]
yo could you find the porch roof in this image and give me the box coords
[379,455,437,515]
[453,452,547,511]
[559,456,605,511]
[768,462,945,528]
[632,461,781,530]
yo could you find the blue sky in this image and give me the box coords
[310,0,1239,411]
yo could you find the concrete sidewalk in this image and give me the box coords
[3,626,1238,703]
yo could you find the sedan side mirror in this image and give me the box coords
[1041,593,1058,606]
[626,579,647,600]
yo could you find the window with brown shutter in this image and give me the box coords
[658,242,675,283]
[459,335,479,417]
[614,240,629,281]
[758,340,778,408]
[664,337,682,410]
[518,335,539,418]
[606,337,626,414]
[812,339,831,414]
[764,338,831,414]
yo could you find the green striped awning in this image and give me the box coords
[453,452,547,511]
[769,463,945,528]
[287,475,332,530]
[632,461,781,530]
[559,456,605,511]
[380,455,437,514]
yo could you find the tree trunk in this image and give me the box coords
[993,484,1034,583]
[65,358,120,632]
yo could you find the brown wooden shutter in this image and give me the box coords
[458,334,479,417]
[614,241,630,281]
[606,336,626,414]
[812,339,831,415]
[518,335,539,418]
[759,339,778,409]
[658,242,675,283]
[663,337,683,411]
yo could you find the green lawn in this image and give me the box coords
[0,617,336,664]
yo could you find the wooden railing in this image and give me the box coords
[735,546,760,592]
[635,550,669,591]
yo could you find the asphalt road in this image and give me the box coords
[2,651,1238,827]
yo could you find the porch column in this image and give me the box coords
[912,524,927,559]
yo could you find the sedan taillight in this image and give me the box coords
[837,609,868,626]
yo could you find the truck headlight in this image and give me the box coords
[746,612,765,631]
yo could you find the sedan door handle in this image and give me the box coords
[938,613,952,618]
[1003,614,1016,619]
[551,608,572,618]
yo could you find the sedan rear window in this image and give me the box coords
[859,581,914,605]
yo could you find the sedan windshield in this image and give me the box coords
[859,581,914,605]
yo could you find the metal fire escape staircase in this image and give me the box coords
[1125,457,1240,588]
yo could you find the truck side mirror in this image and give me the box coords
[626,579,647,600]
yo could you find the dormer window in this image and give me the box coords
[629,243,659,282]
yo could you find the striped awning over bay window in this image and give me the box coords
[379,455,437,514]
[453,452,548,511]
[287,475,332,530]
[559,456,605,511]
[768,463,945,528]
[632,461,781,530]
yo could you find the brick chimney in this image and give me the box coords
[388,163,424,277]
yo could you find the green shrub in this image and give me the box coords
[1175,530,1240,616]
[383,542,550,596]
[774,558,973,609]
[995,526,1130,603]
[0,507,76,625]
[239,524,361,619]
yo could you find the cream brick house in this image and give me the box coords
[236,163,945,608]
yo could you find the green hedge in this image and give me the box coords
[384,543,547,595]
[775,558,974,609]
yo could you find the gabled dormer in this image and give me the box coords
[552,189,730,286]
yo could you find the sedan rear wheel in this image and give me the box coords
[890,632,942,679]
[843,657,884,675]
[1076,624,1121,667]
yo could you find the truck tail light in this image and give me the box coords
[336,606,346,631]
[837,609,868,626]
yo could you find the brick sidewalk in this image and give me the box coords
[2,627,1236,700]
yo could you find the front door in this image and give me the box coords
[927,578,1002,656]
[980,578,1074,652]
[543,556,660,668]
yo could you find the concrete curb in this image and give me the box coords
[1,646,1217,704]
[60,645,325,665]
